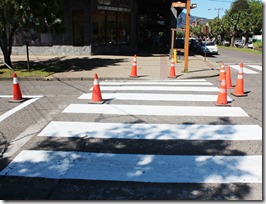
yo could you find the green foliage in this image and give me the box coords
[0,0,64,33]
[176,31,185,38]
[190,26,202,37]
[201,0,263,46]
[0,0,64,66]
[253,41,262,49]
[230,0,250,13]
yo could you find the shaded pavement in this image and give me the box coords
[4,53,221,80]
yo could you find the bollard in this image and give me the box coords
[174,49,178,63]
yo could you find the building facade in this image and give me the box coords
[12,0,183,56]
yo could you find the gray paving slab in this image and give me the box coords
[2,54,221,80]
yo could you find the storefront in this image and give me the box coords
[90,0,133,54]
[12,0,183,56]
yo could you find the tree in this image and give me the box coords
[247,0,263,35]
[197,0,262,47]
[208,17,223,44]
[0,0,64,67]
[190,25,202,38]
[237,0,262,46]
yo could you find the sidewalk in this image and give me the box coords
[6,54,221,80]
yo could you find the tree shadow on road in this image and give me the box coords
[12,56,129,73]
[0,115,262,200]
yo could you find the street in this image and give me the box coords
[0,49,262,200]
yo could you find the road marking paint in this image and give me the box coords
[63,104,249,117]
[91,86,219,92]
[103,79,208,82]
[248,65,262,71]
[0,150,261,183]
[38,121,262,140]
[0,96,43,123]
[2,118,49,158]
[230,65,258,74]
[78,93,233,102]
[100,81,214,86]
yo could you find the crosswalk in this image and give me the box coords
[0,79,262,198]
[226,64,262,74]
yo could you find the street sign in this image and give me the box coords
[202,25,211,35]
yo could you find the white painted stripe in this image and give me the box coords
[38,121,262,140]
[2,118,48,158]
[100,81,213,86]
[91,86,219,92]
[248,65,262,71]
[230,65,258,74]
[63,104,249,117]
[0,96,43,123]
[0,95,43,98]
[118,79,208,82]
[78,93,233,102]
[0,150,261,183]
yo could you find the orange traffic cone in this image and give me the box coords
[218,62,225,81]
[231,63,248,97]
[130,54,139,78]
[9,73,25,103]
[226,65,234,89]
[168,56,177,78]
[215,71,231,106]
[90,73,104,104]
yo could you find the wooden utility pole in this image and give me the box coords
[184,0,191,73]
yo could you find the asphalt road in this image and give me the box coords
[205,47,262,65]
[0,49,262,200]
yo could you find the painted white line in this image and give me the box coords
[0,95,13,98]
[0,150,261,183]
[91,86,219,92]
[79,93,232,102]
[100,81,214,86]
[63,104,249,117]
[38,121,262,140]
[104,79,208,82]
[2,118,49,158]
[229,65,258,74]
[0,95,43,98]
[0,96,43,123]
[248,65,262,71]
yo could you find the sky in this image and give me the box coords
[187,0,263,19]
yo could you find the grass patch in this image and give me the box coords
[0,67,54,78]
[218,46,262,54]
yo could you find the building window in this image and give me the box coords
[92,11,130,46]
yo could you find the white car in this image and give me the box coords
[222,40,230,46]
[200,41,219,55]
[247,41,254,49]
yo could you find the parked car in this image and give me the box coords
[234,39,244,48]
[189,38,201,52]
[174,38,184,49]
[199,41,219,55]
[222,40,230,46]
[247,39,254,49]
[174,38,201,52]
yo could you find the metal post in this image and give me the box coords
[0,58,13,70]
[184,0,191,73]
[26,43,30,72]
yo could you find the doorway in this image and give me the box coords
[137,0,171,54]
